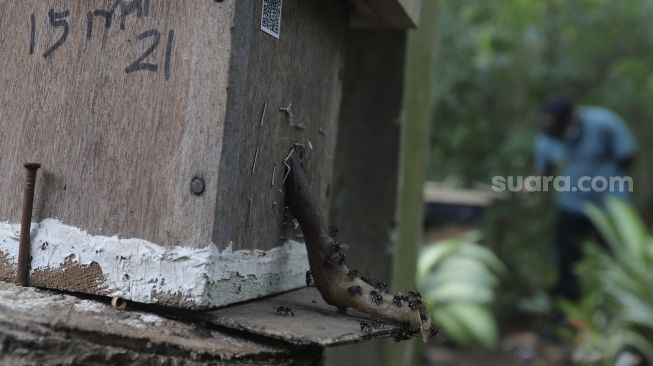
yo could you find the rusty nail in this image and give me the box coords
[190,177,205,195]
[16,162,41,287]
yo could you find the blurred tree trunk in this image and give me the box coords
[387,1,439,365]
[325,27,407,366]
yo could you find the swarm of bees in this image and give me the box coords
[347,285,362,296]
[374,282,389,294]
[359,319,384,333]
[323,252,346,266]
[390,324,439,342]
[392,292,409,307]
[285,150,433,342]
[360,321,373,333]
[346,269,359,280]
[369,290,383,304]
[390,326,419,342]
[407,291,423,311]
[275,305,295,317]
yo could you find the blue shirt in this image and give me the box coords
[534,106,637,214]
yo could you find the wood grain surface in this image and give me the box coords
[213,0,346,250]
[0,0,235,247]
[0,0,346,253]
[0,281,322,365]
[207,287,394,347]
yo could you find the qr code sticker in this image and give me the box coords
[261,0,283,39]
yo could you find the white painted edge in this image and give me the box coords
[0,219,309,308]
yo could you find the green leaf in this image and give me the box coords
[425,260,500,289]
[457,242,507,276]
[434,302,499,349]
[606,197,648,258]
[585,203,620,251]
[427,281,495,304]
[417,241,458,283]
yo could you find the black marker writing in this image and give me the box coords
[43,9,70,59]
[29,14,35,55]
[29,3,174,81]
[164,30,174,81]
[86,9,113,40]
[126,29,160,74]
[118,0,149,30]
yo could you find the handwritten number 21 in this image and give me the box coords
[126,29,175,81]
[29,9,174,80]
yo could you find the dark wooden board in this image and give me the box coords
[214,0,347,250]
[206,287,395,347]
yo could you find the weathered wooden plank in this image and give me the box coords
[0,0,235,247]
[0,281,314,365]
[206,287,394,347]
[0,0,347,309]
[214,0,346,251]
[350,0,423,28]
[387,1,439,365]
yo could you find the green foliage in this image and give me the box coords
[417,232,506,348]
[431,0,653,305]
[561,198,653,364]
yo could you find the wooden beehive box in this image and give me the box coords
[0,0,420,309]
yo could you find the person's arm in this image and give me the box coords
[534,134,555,176]
[609,116,637,171]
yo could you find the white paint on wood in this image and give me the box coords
[0,219,309,308]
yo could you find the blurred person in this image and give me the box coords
[533,96,637,301]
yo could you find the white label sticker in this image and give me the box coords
[261,0,283,39]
